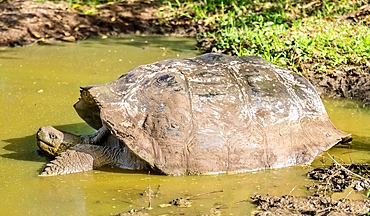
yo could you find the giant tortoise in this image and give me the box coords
[36,53,351,176]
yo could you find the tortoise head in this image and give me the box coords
[36,126,82,158]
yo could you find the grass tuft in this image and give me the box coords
[159,0,370,74]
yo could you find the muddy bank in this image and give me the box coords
[251,194,370,215]
[1,0,369,104]
[308,68,370,105]
[0,0,199,46]
[252,163,370,215]
[308,163,370,194]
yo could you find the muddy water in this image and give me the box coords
[1,36,370,215]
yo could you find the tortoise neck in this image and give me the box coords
[64,132,85,144]
[59,125,109,152]
[58,132,86,152]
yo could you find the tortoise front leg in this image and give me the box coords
[39,149,94,176]
[40,144,152,176]
[81,124,110,145]
[40,144,115,176]
[73,144,151,171]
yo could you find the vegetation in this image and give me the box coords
[47,0,370,74]
[41,0,121,12]
[46,0,120,5]
[157,0,370,74]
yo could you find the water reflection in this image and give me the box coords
[2,133,43,162]
[1,123,93,162]
[81,35,197,53]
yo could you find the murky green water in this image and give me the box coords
[1,36,370,215]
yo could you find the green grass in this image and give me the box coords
[158,0,370,74]
[36,0,370,74]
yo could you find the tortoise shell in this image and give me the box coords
[74,53,350,175]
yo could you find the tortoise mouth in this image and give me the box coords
[37,139,59,158]
[37,139,54,148]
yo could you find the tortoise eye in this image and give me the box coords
[49,133,57,139]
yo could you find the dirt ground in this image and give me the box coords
[0,0,199,46]
[1,0,369,104]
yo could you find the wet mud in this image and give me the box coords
[252,163,370,215]
[251,194,370,216]
[118,188,224,215]
[308,68,370,105]
[308,163,370,194]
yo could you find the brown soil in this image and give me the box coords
[0,0,199,46]
[308,68,370,105]
[1,0,369,104]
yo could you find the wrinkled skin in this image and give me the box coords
[37,126,84,158]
